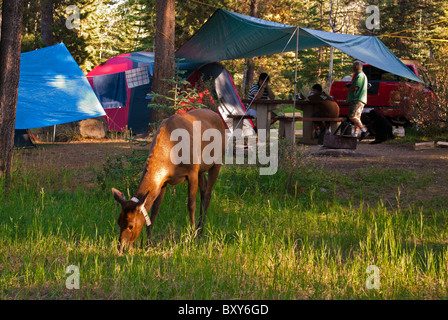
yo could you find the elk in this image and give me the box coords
[112,109,225,251]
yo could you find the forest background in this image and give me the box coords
[13,0,448,99]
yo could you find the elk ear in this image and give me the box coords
[112,188,126,205]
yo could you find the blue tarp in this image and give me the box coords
[16,43,106,129]
[176,9,423,83]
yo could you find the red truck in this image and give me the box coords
[329,61,434,126]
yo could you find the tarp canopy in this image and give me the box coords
[16,43,106,129]
[176,9,423,83]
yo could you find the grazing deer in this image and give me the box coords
[112,109,225,251]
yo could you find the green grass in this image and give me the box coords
[1,148,448,299]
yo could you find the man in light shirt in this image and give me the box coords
[346,61,369,141]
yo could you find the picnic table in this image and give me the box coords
[241,99,344,144]
[241,99,293,139]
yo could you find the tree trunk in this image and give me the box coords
[316,0,323,81]
[243,0,258,96]
[41,0,54,46]
[0,0,23,187]
[151,0,175,125]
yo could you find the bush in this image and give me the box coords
[392,59,448,137]
[427,58,448,135]
[95,150,146,192]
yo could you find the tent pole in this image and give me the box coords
[292,26,299,146]
[328,46,334,91]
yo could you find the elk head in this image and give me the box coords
[112,188,149,252]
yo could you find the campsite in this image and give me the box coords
[1,0,448,305]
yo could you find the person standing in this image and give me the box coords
[346,61,369,140]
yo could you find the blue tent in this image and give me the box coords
[15,43,106,129]
[176,9,423,83]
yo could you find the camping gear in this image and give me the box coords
[362,109,395,144]
[323,120,357,149]
[87,52,201,133]
[88,54,255,135]
[176,9,422,84]
[323,134,357,149]
[15,43,105,130]
[176,8,423,146]
[186,62,255,136]
[86,52,154,133]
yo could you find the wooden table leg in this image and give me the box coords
[300,104,318,145]
[279,119,285,139]
[256,104,270,140]
[279,120,294,143]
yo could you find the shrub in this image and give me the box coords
[391,59,448,137]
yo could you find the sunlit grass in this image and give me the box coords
[1,148,448,299]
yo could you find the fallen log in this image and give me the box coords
[414,141,435,150]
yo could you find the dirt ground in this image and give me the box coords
[12,137,448,196]
[14,137,448,173]
[311,140,448,172]
[14,140,134,172]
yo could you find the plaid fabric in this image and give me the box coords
[125,66,150,88]
[247,83,268,100]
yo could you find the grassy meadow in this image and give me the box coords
[1,142,448,299]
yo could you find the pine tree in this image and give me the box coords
[21,0,41,51]
[151,0,175,124]
[378,0,448,62]
[0,0,23,187]
[125,0,156,52]
[41,0,53,46]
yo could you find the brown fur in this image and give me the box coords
[112,109,225,251]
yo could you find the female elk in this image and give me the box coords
[112,109,225,251]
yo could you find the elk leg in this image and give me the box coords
[197,164,221,232]
[145,186,166,247]
[197,172,208,231]
[187,173,199,231]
